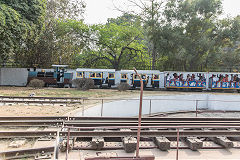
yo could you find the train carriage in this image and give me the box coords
[115,70,163,88]
[165,71,207,90]
[75,68,116,87]
[208,72,240,91]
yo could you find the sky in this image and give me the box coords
[84,0,240,24]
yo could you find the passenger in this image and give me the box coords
[191,74,195,81]
[231,74,234,82]
[236,75,240,82]
[186,74,191,81]
[173,73,178,80]
[223,74,229,82]
[202,74,206,81]
[213,75,218,82]
[218,74,223,82]
[197,73,202,81]
[96,73,101,77]
[179,74,184,81]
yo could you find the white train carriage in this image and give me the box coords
[164,71,208,90]
[76,68,116,87]
[208,72,240,90]
[115,70,164,88]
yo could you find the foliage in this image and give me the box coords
[72,78,94,91]
[73,21,150,70]
[0,0,46,65]
[28,79,45,88]
[117,83,131,91]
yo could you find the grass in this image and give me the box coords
[0,87,142,98]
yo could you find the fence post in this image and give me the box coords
[101,99,104,117]
[66,128,70,160]
[82,99,85,116]
[176,128,179,160]
[149,99,152,116]
[195,100,198,117]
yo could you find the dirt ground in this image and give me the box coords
[0,87,240,117]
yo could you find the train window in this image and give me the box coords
[96,73,102,78]
[77,72,83,78]
[121,74,127,79]
[108,73,115,78]
[90,72,95,78]
[37,72,45,77]
[153,75,159,79]
[134,74,139,79]
[45,72,54,77]
[142,75,146,79]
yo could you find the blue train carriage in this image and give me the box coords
[28,65,73,87]
[208,72,240,91]
[116,70,162,88]
[75,68,116,87]
[165,71,207,90]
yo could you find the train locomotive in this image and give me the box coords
[27,65,73,87]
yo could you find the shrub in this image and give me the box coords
[72,78,95,91]
[117,83,130,91]
[28,79,45,88]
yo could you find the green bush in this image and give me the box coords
[28,79,45,88]
[117,83,130,91]
[72,78,95,91]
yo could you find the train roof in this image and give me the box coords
[164,71,206,74]
[52,65,68,68]
[76,68,115,72]
[119,70,161,74]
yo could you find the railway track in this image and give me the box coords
[1,117,240,159]
[1,117,240,127]
[0,96,86,105]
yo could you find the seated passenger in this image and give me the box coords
[96,73,101,77]
[191,74,195,81]
[212,75,218,82]
[186,74,191,81]
[179,74,184,81]
[173,73,178,80]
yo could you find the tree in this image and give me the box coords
[15,0,87,68]
[0,0,46,66]
[155,0,223,71]
[116,0,166,69]
[72,20,150,70]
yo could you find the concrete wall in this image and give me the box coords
[77,94,240,117]
[0,68,28,86]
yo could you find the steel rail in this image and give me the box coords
[67,117,240,121]
[0,131,57,138]
[64,122,240,127]
[0,120,64,126]
[0,96,87,100]
[0,116,68,121]
[2,117,240,121]
[59,130,240,137]
[0,100,81,104]
[2,120,240,127]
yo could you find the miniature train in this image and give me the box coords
[27,66,240,91]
